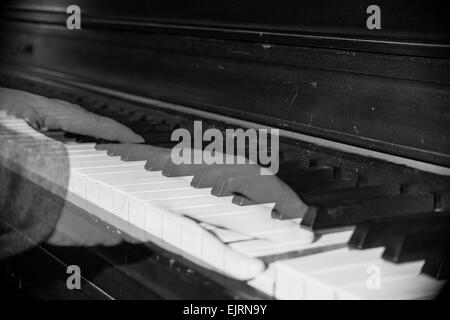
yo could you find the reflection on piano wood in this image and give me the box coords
[1,0,449,299]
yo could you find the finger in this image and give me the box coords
[230,176,287,205]
[95,114,145,143]
[103,143,171,170]
[216,174,309,218]
[1,88,144,143]
[121,144,169,161]
[162,161,219,178]
[144,149,172,171]
[209,165,262,195]
[10,107,43,130]
[1,95,43,128]
[49,98,85,111]
[162,148,222,177]
[272,192,310,220]
[192,164,260,188]
[45,111,144,143]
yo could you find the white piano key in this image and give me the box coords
[101,179,180,221]
[340,273,446,300]
[170,208,266,279]
[87,170,166,185]
[75,162,148,175]
[68,154,119,164]
[180,216,207,259]
[126,188,214,239]
[84,170,160,225]
[177,203,271,217]
[4,136,54,145]
[273,248,373,299]
[72,163,147,191]
[69,162,147,210]
[196,209,303,237]
[200,223,253,243]
[117,180,193,193]
[62,142,97,150]
[0,119,31,126]
[0,131,52,138]
[150,195,234,209]
[69,158,130,169]
[130,188,213,201]
[50,149,107,157]
[231,230,352,258]
[0,110,9,118]
[272,248,435,299]
[303,258,423,299]
[105,174,187,229]
[247,264,276,297]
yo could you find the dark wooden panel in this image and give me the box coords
[3,0,450,44]
[1,20,449,165]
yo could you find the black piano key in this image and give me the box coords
[281,166,335,192]
[68,133,100,143]
[421,250,449,280]
[104,132,173,156]
[275,159,306,175]
[236,183,397,212]
[210,165,335,197]
[272,184,399,220]
[435,192,450,211]
[131,126,173,136]
[310,159,359,181]
[115,144,169,163]
[164,145,281,178]
[382,232,449,264]
[348,211,450,250]
[143,148,173,171]
[41,130,68,140]
[301,193,435,231]
[162,162,217,178]
[314,178,358,189]
[140,132,174,145]
[303,184,401,205]
[105,143,137,157]
[401,182,439,195]
[95,139,113,150]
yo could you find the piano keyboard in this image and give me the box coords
[0,110,447,299]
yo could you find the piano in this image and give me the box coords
[0,0,449,299]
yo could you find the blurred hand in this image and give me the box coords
[162,150,309,218]
[0,87,144,143]
[46,203,125,247]
[0,87,145,247]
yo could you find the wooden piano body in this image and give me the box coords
[0,0,449,299]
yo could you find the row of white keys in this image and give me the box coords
[0,123,312,242]
[272,247,446,299]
